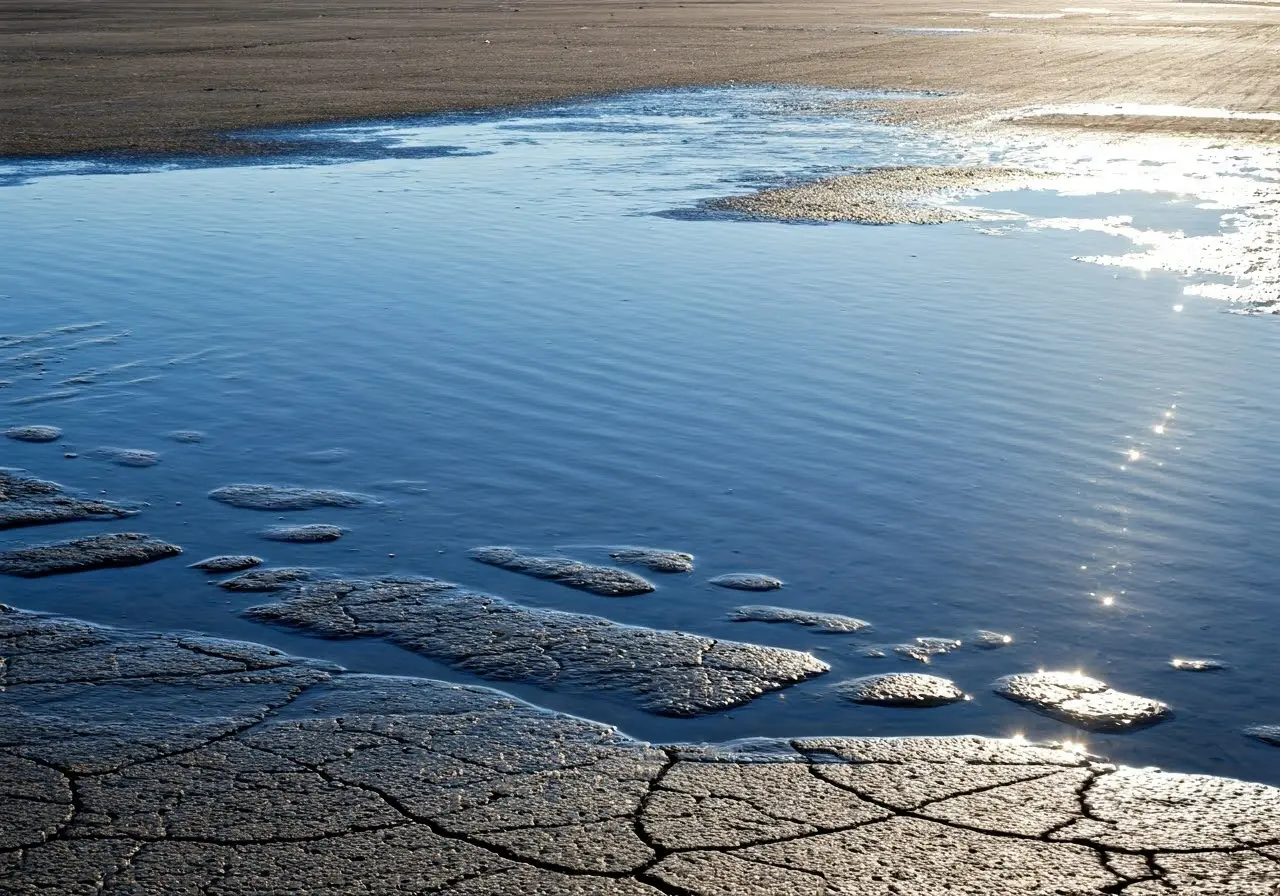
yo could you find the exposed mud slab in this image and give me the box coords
[730,605,870,633]
[471,546,655,596]
[838,673,967,707]
[219,567,315,592]
[994,671,1173,733]
[189,555,264,574]
[0,532,182,578]
[711,166,1042,225]
[610,548,695,574]
[0,468,137,530]
[245,575,826,716]
[2,605,1279,894]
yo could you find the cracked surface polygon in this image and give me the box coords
[3,606,1280,895]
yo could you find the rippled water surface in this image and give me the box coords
[2,88,1278,783]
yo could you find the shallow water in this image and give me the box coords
[2,87,1278,784]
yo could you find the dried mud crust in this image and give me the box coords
[712,166,1044,224]
[244,575,827,717]
[2,605,1279,894]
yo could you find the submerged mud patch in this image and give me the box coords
[261,524,345,544]
[209,484,376,511]
[89,447,161,468]
[190,554,264,573]
[0,532,182,577]
[166,429,206,444]
[4,425,62,443]
[729,605,870,633]
[609,548,695,574]
[838,673,968,707]
[470,546,655,596]
[244,575,828,716]
[218,567,314,592]
[710,166,1042,225]
[0,468,137,530]
[708,573,784,592]
[994,671,1172,733]
[1245,726,1280,747]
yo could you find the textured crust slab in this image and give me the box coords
[245,575,828,716]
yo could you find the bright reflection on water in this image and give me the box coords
[1,87,1278,784]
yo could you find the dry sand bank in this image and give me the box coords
[3,0,1280,156]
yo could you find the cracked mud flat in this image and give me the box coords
[0,469,137,530]
[711,166,1043,225]
[2,606,1279,895]
[244,575,827,716]
[208,484,375,511]
[470,546,655,597]
[0,533,183,578]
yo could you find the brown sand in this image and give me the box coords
[3,0,1280,156]
[713,166,1044,224]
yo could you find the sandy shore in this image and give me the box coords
[3,0,1280,156]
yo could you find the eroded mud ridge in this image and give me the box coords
[245,575,826,716]
[609,548,695,574]
[712,166,1041,225]
[0,532,182,578]
[0,468,136,530]
[470,546,655,596]
[730,605,870,633]
[2,606,1279,895]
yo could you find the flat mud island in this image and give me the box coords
[4,0,1280,892]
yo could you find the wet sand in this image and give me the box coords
[4,0,1280,156]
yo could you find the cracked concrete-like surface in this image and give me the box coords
[2,605,1279,895]
[244,575,828,717]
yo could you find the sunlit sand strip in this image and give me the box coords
[712,166,1045,224]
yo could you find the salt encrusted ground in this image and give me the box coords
[3,605,1278,895]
